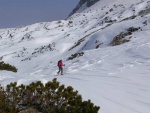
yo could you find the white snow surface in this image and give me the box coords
[0,0,150,113]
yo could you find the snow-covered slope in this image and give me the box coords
[0,0,150,113]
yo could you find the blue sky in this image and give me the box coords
[0,0,79,28]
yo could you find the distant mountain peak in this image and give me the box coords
[69,0,100,16]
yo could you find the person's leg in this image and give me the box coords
[57,67,61,74]
[60,67,63,75]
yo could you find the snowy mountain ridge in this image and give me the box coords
[0,0,150,113]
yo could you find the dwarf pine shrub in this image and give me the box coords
[0,61,17,72]
[0,78,100,113]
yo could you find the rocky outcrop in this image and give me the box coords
[109,27,140,46]
[139,8,150,16]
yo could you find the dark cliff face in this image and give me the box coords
[69,0,100,17]
[86,0,100,7]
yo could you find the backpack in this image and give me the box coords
[57,60,61,67]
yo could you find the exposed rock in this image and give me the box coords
[67,52,84,60]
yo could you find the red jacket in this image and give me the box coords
[58,61,63,67]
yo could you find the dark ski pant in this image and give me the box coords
[57,66,63,75]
